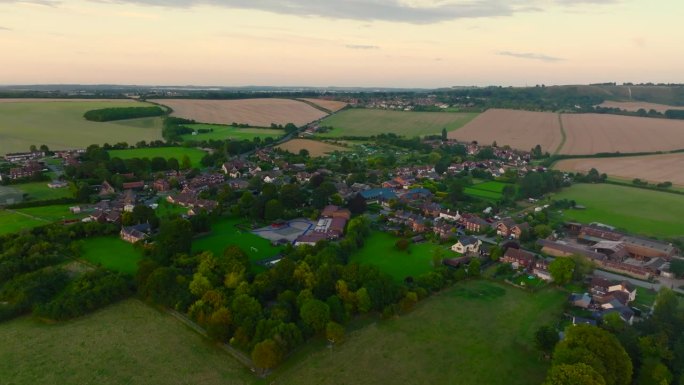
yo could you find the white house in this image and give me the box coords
[451,236,482,254]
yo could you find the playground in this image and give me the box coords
[252,219,315,244]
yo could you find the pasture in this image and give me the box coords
[350,232,453,281]
[553,183,684,237]
[15,204,84,222]
[298,98,348,112]
[108,147,207,168]
[319,109,478,138]
[192,218,282,263]
[152,98,327,127]
[268,281,565,385]
[560,114,684,155]
[0,299,252,385]
[464,180,509,200]
[598,101,684,113]
[14,181,73,201]
[181,123,283,142]
[0,100,163,155]
[80,237,143,275]
[554,153,684,186]
[276,139,349,157]
[0,210,47,235]
[448,109,562,153]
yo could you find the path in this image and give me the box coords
[553,113,566,155]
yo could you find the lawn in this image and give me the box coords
[80,237,143,275]
[0,209,47,235]
[0,299,252,385]
[267,280,565,385]
[464,180,510,200]
[553,183,684,237]
[634,286,658,313]
[318,109,478,138]
[15,203,84,222]
[181,123,284,142]
[0,100,163,155]
[155,200,188,218]
[350,232,455,281]
[108,147,207,168]
[14,181,73,201]
[192,218,282,263]
[0,203,84,236]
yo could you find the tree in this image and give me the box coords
[441,127,447,141]
[569,254,595,281]
[669,259,684,278]
[181,155,192,170]
[534,224,553,239]
[553,325,632,385]
[549,257,575,285]
[154,218,193,263]
[356,287,372,314]
[252,339,282,373]
[395,238,410,251]
[467,258,481,277]
[264,199,284,221]
[544,363,606,385]
[300,299,330,333]
[348,193,367,214]
[637,358,673,385]
[535,325,560,357]
[326,321,345,344]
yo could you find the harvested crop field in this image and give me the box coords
[0,98,139,103]
[448,109,562,153]
[560,114,684,155]
[320,109,478,138]
[152,98,328,127]
[598,101,684,113]
[299,98,348,112]
[554,153,684,186]
[277,139,348,157]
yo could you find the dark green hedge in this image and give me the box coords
[84,106,165,122]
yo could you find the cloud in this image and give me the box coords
[0,0,60,6]
[346,44,380,50]
[0,26,11,31]
[496,51,564,62]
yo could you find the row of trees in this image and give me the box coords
[84,106,165,122]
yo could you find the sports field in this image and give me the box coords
[553,183,684,237]
[181,123,284,142]
[80,237,143,275]
[269,280,565,385]
[192,218,282,263]
[14,181,73,201]
[350,232,454,280]
[0,100,163,155]
[319,109,478,138]
[108,147,207,168]
[464,181,510,200]
[0,299,252,385]
[0,204,84,235]
[0,210,47,235]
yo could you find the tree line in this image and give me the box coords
[84,106,165,122]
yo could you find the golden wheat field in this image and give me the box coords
[555,153,684,186]
[299,98,348,112]
[276,139,348,157]
[597,101,684,113]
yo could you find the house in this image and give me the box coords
[439,209,460,222]
[122,181,145,190]
[460,214,490,233]
[589,277,636,303]
[501,248,535,269]
[533,258,553,281]
[99,181,116,196]
[153,179,170,192]
[496,218,529,239]
[510,223,530,239]
[9,162,42,179]
[451,236,482,255]
[569,293,592,309]
[120,223,151,243]
[434,221,457,240]
[321,205,351,220]
[359,188,397,203]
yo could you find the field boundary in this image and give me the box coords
[553,113,566,155]
[295,98,332,114]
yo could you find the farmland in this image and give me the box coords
[560,113,684,155]
[276,139,349,157]
[319,109,478,138]
[448,109,562,153]
[153,98,328,127]
[553,183,684,237]
[0,100,163,155]
[598,101,684,113]
[298,98,348,112]
[108,147,207,168]
[80,237,143,275]
[180,123,283,142]
[0,299,252,385]
[554,153,684,186]
[269,281,565,385]
[192,218,282,263]
[350,232,454,281]
[464,181,510,200]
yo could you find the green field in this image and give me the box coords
[553,183,684,237]
[464,180,509,200]
[81,237,143,275]
[0,209,47,235]
[268,280,565,385]
[14,181,73,201]
[0,100,163,155]
[15,203,84,222]
[0,299,252,385]
[0,203,84,235]
[192,218,282,263]
[318,109,479,138]
[181,124,284,142]
[108,147,207,168]
[350,232,455,280]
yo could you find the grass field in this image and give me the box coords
[0,100,163,155]
[0,204,84,235]
[319,109,478,138]
[350,232,455,280]
[0,209,47,235]
[14,181,73,201]
[268,280,565,385]
[553,183,684,237]
[181,123,284,142]
[464,181,509,200]
[192,218,282,263]
[80,237,143,275]
[15,203,84,222]
[276,139,349,157]
[108,147,207,168]
[0,299,252,385]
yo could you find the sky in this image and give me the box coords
[0,0,682,88]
